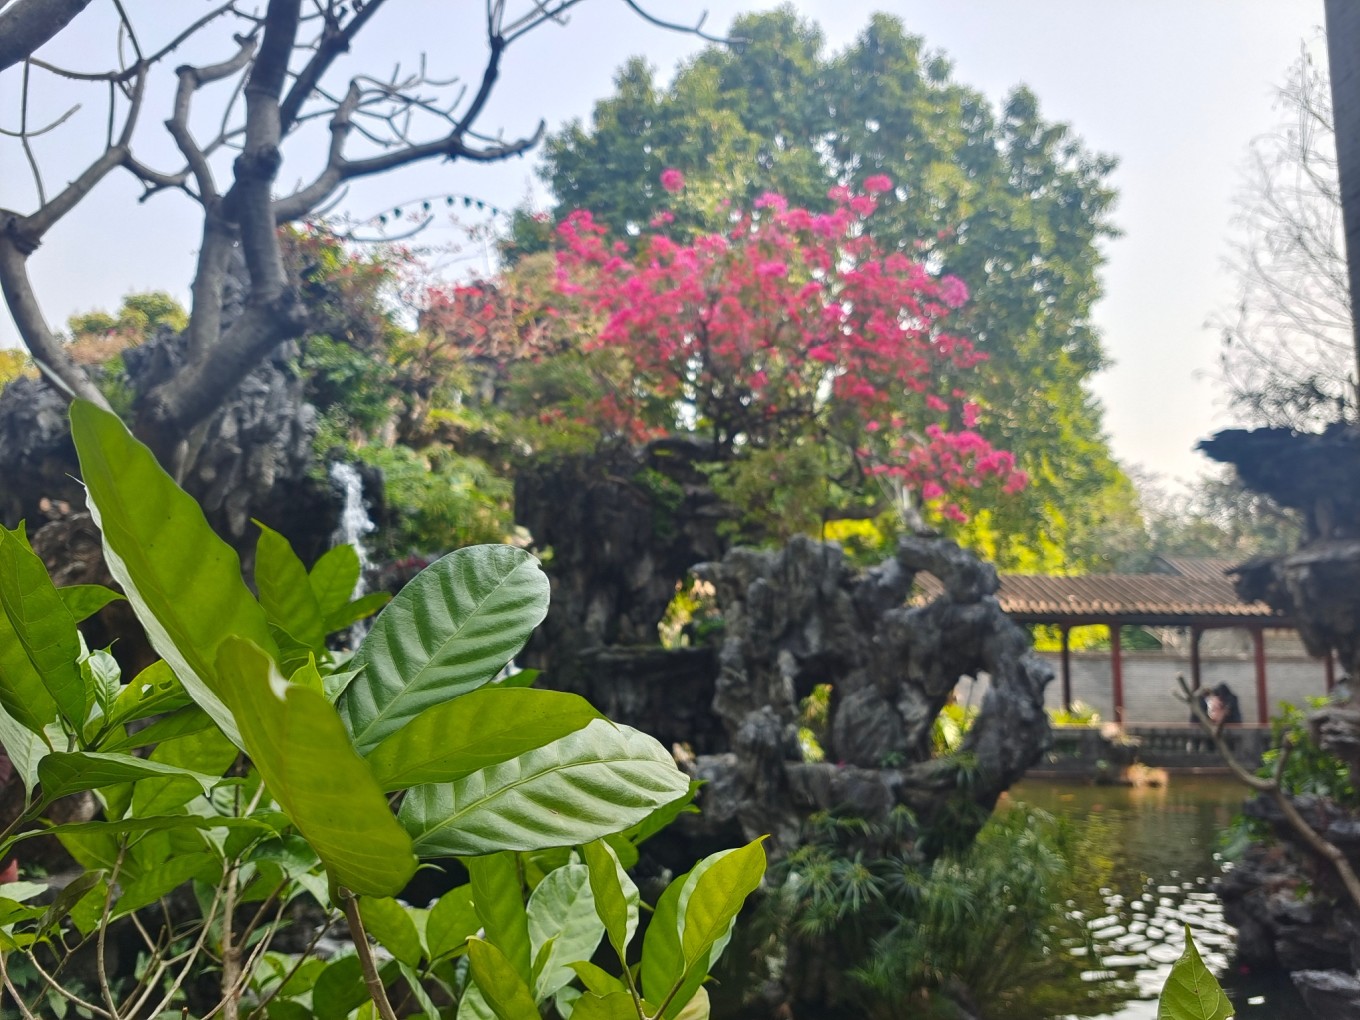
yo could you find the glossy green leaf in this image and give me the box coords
[57,584,123,623]
[214,637,415,896]
[466,938,542,1020]
[359,897,424,968]
[401,721,690,856]
[679,840,766,967]
[425,884,479,963]
[583,839,639,962]
[37,751,216,803]
[1158,927,1233,1020]
[366,687,603,791]
[256,522,326,653]
[456,983,496,1020]
[466,852,531,980]
[339,546,549,754]
[528,863,605,999]
[71,400,279,747]
[571,991,647,1020]
[309,543,361,619]
[0,525,86,729]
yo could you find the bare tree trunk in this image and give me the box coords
[1326,0,1360,404]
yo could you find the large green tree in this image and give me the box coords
[520,9,1135,570]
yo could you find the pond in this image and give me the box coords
[1007,776,1317,1019]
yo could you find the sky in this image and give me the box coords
[0,0,1332,487]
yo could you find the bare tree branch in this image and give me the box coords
[0,0,97,73]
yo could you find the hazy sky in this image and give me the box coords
[0,0,1331,486]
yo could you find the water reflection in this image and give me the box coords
[1008,777,1317,1019]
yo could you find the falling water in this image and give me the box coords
[330,461,376,646]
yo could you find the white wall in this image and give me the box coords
[954,650,1331,725]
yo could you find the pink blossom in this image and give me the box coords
[939,275,969,309]
[756,260,788,279]
[660,168,685,193]
[754,192,789,212]
[921,482,944,500]
[863,174,893,194]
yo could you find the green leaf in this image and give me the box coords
[214,637,415,896]
[57,584,124,623]
[312,954,399,1018]
[359,897,424,968]
[70,400,279,748]
[99,705,214,753]
[115,850,217,915]
[425,884,480,963]
[366,687,603,791]
[37,751,217,803]
[255,522,327,653]
[568,961,627,998]
[679,840,766,967]
[466,939,542,1020]
[582,840,639,963]
[673,987,710,1020]
[0,525,86,729]
[309,543,361,619]
[571,991,646,1020]
[400,721,689,857]
[325,591,391,636]
[35,871,100,936]
[107,659,190,727]
[0,702,47,798]
[466,852,531,981]
[398,959,442,1020]
[132,725,239,816]
[1158,927,1233,1020]
[339,546,549,754]
[82,646,122,716]
[527,863,605,999]
[640,866,687,1007]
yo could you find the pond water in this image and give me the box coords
[1007,776,1318,1019]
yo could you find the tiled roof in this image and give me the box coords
[913,571,1286,625]
[1150,556,1238,581]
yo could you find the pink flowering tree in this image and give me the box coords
[545,172,1026,527]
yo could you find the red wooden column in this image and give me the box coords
[1060,626,1073,711]
[1252,627,1269,724]
[1189,626,1203,694]
[1111,622,1125,725]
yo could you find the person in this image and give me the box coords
[1210,682,1243,724]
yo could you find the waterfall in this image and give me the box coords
[330,461,376,646]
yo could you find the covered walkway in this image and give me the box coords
[919,559,1334,725]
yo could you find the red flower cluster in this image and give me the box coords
[553,178,1027,520]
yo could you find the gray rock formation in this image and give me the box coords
[687,533,1053,853]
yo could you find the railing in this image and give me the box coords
[1041,723,1272,773]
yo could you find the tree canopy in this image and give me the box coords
[515,9,1136,569]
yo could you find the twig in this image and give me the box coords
[340,888,399,1020]
[21,950,114,1018]
[245,915,336,1020]
[96,847,127,1020]
[1178,676,1360,910]
[0,952,39,1020]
